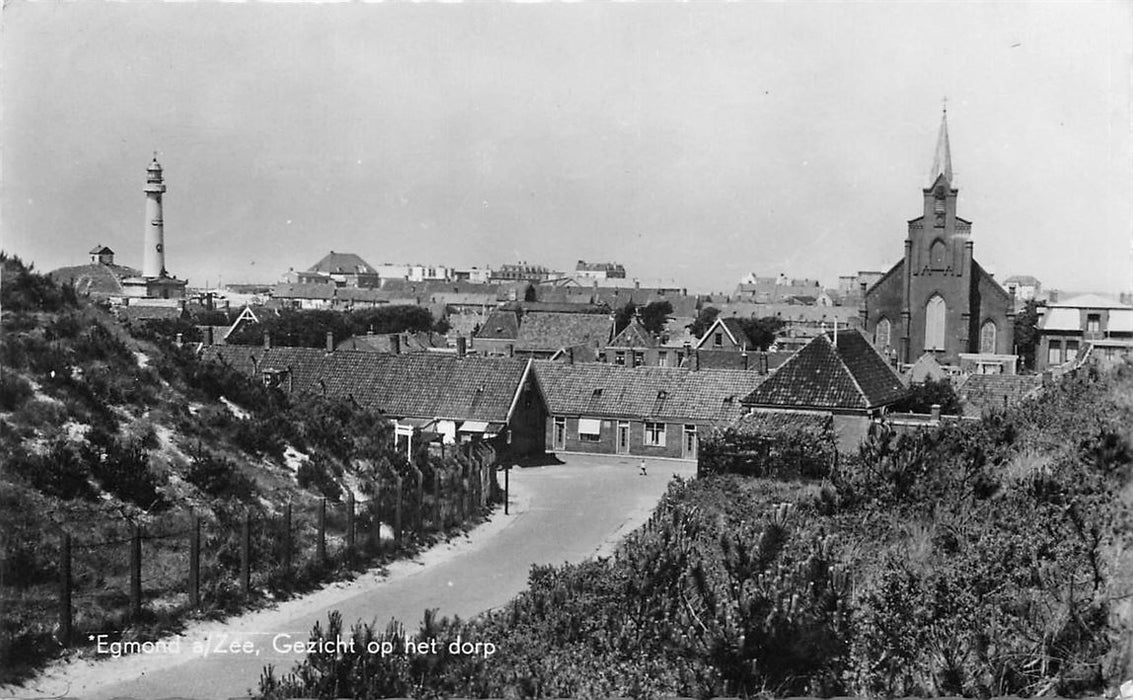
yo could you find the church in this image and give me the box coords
[862,111,1015,370]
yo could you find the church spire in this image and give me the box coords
[929,105,953,186]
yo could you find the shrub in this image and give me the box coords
[296,456,343,502]
[0,372,34,411]
[87,438,168,511]
[186,453,257,502]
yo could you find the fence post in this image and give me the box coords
[433,472,442,531]
[240,511,251,597]
[413,468,424,533]
[394,476,403,546]
[189,513,200,610]
[130,524,143,620]
[504,466,510,515]
[462,477,470,521]
[283,502,292,585]
[59,531,72,646]
[346,492,356,565]
[317,498,327,564]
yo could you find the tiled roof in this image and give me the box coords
[50,263,139,297]
[534,361,764,425]
[89,245,114,255]
[608,319,657,349]
[693,349,794,373]
[307,252,376,275]
[271,283,337,300]
[729,409,833,437]
[336,287,419,304]
[115,305,186,322]
[742,329,907,412]
[202,346,530,422]
[1050,294,1131,311]
[956,373,1043,418]
[515,312,614,353]
[475,310,520,340]
[335,332,447,353]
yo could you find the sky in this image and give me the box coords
[2,1,1131,296]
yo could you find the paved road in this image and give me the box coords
[21,455,693,700]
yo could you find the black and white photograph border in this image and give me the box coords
[1,1,1132,699]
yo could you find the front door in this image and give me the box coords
[683,425,698,460]
[553,417,566,451]
[616,422,630,454]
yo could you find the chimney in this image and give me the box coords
[567,347,574,365]
[326,331,334,353]
[263,331,271,350]
[930,404,941,421]
[741,349,748,371]
[1049,290,1060,303]
[205,325,214,346]
[456,335,467,358]
[634,279,641,289]
[760,352,769,374]
[389,334,401,355]
[692,349,700,372]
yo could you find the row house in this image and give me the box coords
[201,345,547,458]
[1037,294,1133,371]
[535,361,766,461]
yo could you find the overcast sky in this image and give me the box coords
[3,1,1131,295]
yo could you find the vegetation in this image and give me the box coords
[689,306,721,338]
[1014,298,1042,370]
[0,255,497,683]
[259,362,1132,699]
[224,306,441,348]
[614,300,674,336]
[891,376,962,414]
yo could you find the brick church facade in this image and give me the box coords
[863,112,1015,366]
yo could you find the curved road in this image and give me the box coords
[15,456,694,700]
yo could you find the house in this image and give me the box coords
[534,361,766,460]
[600,317,691,367]
[696,317,760,352]
[734,274,823,304]
[1036,294,1133,371]
[473,309,521,357]
[741,329,908,451]
[1004,275,1043,306]
[955,373,1044,418]
[201,345,547,457]
[514,311,615,359]
[574,260,627,281]
[862,111,1015,367]
[270,283,338,310]
[293,251,381,288]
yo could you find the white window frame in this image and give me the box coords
[643,421,666,447]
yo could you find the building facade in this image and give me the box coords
[863,112,1015,366]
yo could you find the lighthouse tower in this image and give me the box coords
[122,155,187,300]
[142,155,167,278]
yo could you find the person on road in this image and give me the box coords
[639,459,647,476]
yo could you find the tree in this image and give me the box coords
[690,306,721,338]
[737,316,785,351]
[639,301,673,335]
[1013,299,1041,370]
[891,377,960,414]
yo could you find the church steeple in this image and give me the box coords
[929,106,953,186]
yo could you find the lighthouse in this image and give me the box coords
[143,155,167,278]
[122,155,186,300]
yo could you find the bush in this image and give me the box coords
[296,456,343,502]
[186,453,257,502]
[87,438,168,511]
[0,372,34,411]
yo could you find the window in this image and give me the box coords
[614,351,626,366]
[578,418,602,442]
[633,351,644,367]
[1048,344,1062,366]
[714,332,723,347]
[644,421,666,447]
[925,295,947,350]
[980,321,997,354]
[874,318,891,349]
[1066,340,1079,363]
[1087,314,1101,333]
[930,239,948,267]
[553,417,566,449]
[657,351,668,366]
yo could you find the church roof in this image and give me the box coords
[929,108,953,185]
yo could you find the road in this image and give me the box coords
[13,455,694,700]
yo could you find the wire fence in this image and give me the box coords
[2,443,501,652]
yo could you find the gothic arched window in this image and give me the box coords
[930,239,948,268]
[980,320,997,354]
[875,318,892,350]
[925,295,947,351]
